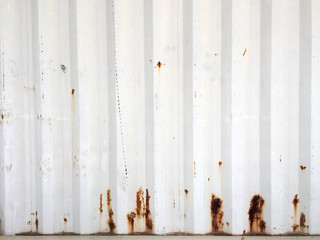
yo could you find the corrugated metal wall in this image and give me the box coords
[0,0,319,235]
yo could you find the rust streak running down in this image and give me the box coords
[99,193,103,214]
[136,187,145,216]
[145,189,153,232]
[210,194,224,232]
[300,212,306,232]
[127,212,136,233]
[248,194,266,233]
[292,194,299,232]
[35,211,39,232]
[107,189,116,232]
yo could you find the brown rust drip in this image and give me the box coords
[156,61,162,69]
[292,194,299,232]
[300,212,306,232]
[35,211,39,232]
[107,189,116,232]
[248,194,266,233]
[185,189,188,195]
[136,187,145,216]
[219,161,222,167]
[210,194,224,232]
[145,189,153,232]
[127,212,136,233]
[71,89,75,95]
[99,193,103,214]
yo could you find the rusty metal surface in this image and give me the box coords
[0,0,319,236]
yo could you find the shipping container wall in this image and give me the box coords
[0,0,319,236]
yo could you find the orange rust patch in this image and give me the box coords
[300,212,306,232]
[218,161,222,167]
[156,61,162,69]
[248,194,266,233]
[145,189,153,232]
[300,165,307,170]
[243,48,247,56]
[127,211,136,233]
[136,187,145,216]
[210,194,224,232]
[71,89,75,95]
[35,211,39,232]
[107,189,116,232]
[292,193,299,230]
[99,193,103,214]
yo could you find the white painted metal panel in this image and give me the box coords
[0,0,318,236]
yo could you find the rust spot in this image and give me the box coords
[219,161,222,167]
[280,155,282,162]
[194,91,197,98]
[71,89,75,95]
[35,211,39,232]
[136,187,145,216]
[210,194,224,232]
[1,114,3,120]
[173,200,175,208]
[27,221,31,225]
[214,53,219,56]
[208,178,210,181]
[185,189,188,195]
[64,218,67,223]
[41,93,44,99]
[107,189,116,232]
[99,193,103,214]
[149,59,152,63]
[243,230,246,235]
[300,165,306,170]
[243,48,247,56]
[156,61,162,69]
[8,164,12,171]
[127,211,136,233]
[226,222,229,226]
[300,212,306,232]
[145,189,153,232]
[292,224,299,232]
[60,64,66,73]
[248,194,266,233]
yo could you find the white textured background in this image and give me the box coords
[0,0,320,235]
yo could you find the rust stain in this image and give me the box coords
[193,161,196,178]
[149,59,152,63]
[145,189,153,232]
[292,194,299,231]
[210,194,224,232]
[226,222,229,226]
[35,211,39,232]
[185,189,188,195]
[300,212,306,232]
[127,212,136,233]
[300,165,307,170]
[71,89,75,95]
[156,61,162,69]
[208,178,210,181]
[280,155,282,162]
[99,193,103,214]
[8,164,12,171]
[194,91,197,98]
[173,200,176,208]
[214,53,219,56]
[60,64,66,73]
[248,194,266,233]
[218,161,222,167]
[64,218,67,224]
[107,189,116,232]
[136,187,145,216]
[243,48,247,56]
[41,93,44,99]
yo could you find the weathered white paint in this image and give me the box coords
[0,0,318,236]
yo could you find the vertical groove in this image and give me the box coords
[260,0,272,233]
[106,0,118,233]
[299,0,312,232]
[183,0,193,232]
[221,0,232,233]
[144,0,154,232]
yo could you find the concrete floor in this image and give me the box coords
[0,236,320,240]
